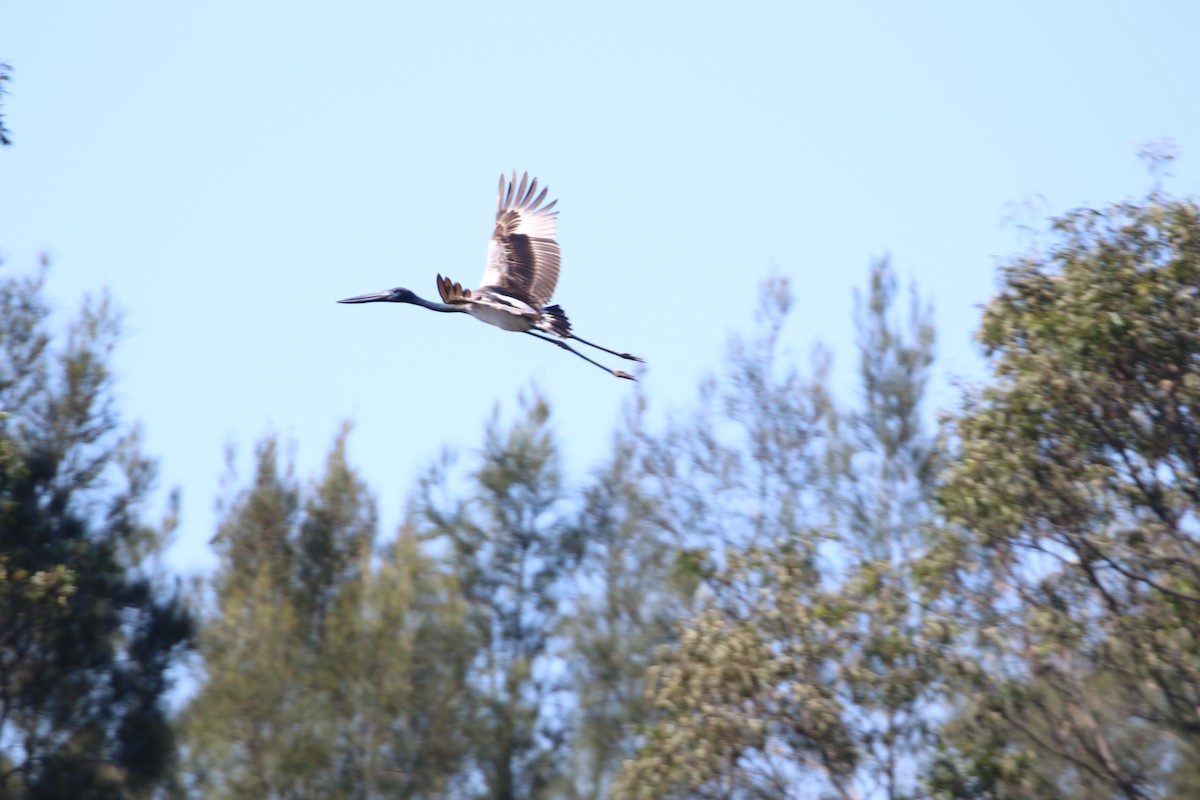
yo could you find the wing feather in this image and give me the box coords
[479,171,561,307]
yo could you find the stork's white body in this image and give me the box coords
[466,293,539,332]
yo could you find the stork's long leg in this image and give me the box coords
[567,333,645,363]
[525,331,635,380]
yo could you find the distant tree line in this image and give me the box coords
[3,176,1200,798]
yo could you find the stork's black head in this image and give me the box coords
[337,287,416,304]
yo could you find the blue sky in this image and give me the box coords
[3,1,1199,575]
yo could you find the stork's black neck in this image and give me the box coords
[407,294,466,313]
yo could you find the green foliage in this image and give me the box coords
[415,390,573,800]
[931,188,1200,798]
[560,397,691,799]
[616,260,941,799]
[183,389,677,800]
[181,427,471,799]
[0,262,192,799]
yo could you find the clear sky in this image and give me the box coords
[3,1,1199,575]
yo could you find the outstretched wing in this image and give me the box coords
[479,171,560,307]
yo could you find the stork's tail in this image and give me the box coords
[537,305,572,337]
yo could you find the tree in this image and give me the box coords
[560,396,695,799]
[322,525,473,798]
[181,428,471,799]
[929,186,1200,798]
[183,433,330,798]
[825,260,940,799]
[0,263,192,799]
[416,390,573,799]
[615,262,941,799]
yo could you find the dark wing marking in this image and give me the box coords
[478,171,560,307]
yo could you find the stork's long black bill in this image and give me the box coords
[337,290,392,304]
[525,331,637,380]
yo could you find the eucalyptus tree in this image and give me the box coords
[929,187,1200,799]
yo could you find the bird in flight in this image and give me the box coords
[338,172,645,380]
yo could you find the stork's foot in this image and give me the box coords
[614,370,636,381]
